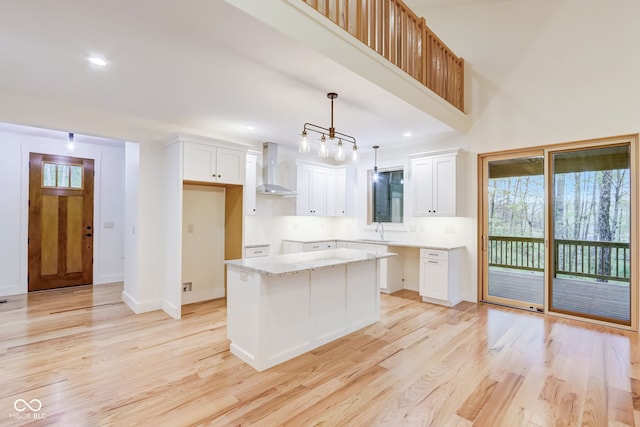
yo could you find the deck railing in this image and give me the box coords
[555,239,630,282]
[488,236,545,272]
[488,236,630,283]
[301,0,464,112]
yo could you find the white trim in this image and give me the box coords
[93,274,124,285]
[0,285,22,298]
[162,299,181,319]
[121,291,162,314]
[181,288,225,305]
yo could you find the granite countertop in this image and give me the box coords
[282,238,464,251]
[226,248,396,276]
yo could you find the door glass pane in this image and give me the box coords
[57,164,70,188]
[551,145,631,324]
[487,156,545,306]
[70,165,83,188]
[43,163,57,187]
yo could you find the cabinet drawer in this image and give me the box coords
[245,246,269,258]
[303,241,334,251]
[420,248,448,260]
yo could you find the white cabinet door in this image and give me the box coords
[412,157,434,216]
[216,147,245,185]
[411,153,457,217]
[433,155,456,217]
[184,142,216,182]
[420,258,448,301]
[325,169,336,216]
[244,153,257,215]
[183,142,245,185]
[295,165,313,216]
[335,169,347,216]
[310,167,327,216]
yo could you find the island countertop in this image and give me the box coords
[225,248,396,276]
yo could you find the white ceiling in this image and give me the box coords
[0,0,466,152]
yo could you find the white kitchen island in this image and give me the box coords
[225,248,395,371]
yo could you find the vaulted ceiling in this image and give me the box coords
[0,0,559,152]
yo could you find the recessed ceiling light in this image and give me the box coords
[246,125,255,130]
[403,132,413,137]
[88,56,107,66]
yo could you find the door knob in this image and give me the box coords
[86,233,92,237]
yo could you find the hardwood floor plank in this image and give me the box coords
[2,283,639,425]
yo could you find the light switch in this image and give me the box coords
[187,224,194,233]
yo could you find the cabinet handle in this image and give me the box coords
[252,208,256,212]
[218,174,221,178]
[428,260,438,264]
[254,250,263,254]
[428,253,439,256]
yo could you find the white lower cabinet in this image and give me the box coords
[282,240,336,254]
[244,245,269,258]
[419,248,461,306]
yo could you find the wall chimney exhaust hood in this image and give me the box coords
[256,142,296,196]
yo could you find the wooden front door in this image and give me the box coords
[28,153,94,291]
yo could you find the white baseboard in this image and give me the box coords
[181,287,225,305]
[0,285,24,298]
[94,274,124,285]
[122,291,162,314]
[162,299,181,319]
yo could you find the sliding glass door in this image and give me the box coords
[480,137,636,329]
[549,145,632,325]
[481,151,545,310]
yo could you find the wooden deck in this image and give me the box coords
[488,269,630,322]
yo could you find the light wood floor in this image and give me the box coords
[1,283,640,426]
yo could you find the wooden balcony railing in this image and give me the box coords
[555,239,630,282]
[302,0,464,112]
[488,236,631,283]
[489,236,545,272]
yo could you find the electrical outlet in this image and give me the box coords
[182,282,192,292]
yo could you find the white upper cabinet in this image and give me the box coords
[183,142,245,185]
[334,169,347,216]
[292,161,352,217]
[411,151,458,217]
[325,169,337,216]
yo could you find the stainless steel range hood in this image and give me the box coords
[256,142,296,196]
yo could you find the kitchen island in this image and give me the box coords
[225,248,395,371]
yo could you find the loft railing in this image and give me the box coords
[488,236,630,283]
[301,0,464,112]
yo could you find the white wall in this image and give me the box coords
[0,130,125,297]
[412,0,640,303]
[122,139,167,315]
[182,185,226,303]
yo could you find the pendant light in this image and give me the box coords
[299,92,358,163]
[373,145,380,182]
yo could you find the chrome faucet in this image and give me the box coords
[375,222,385,241]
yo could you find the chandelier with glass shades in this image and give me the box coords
[299,92,358,163]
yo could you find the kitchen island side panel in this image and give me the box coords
[227,268,260,364]
[262,272,311,366]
